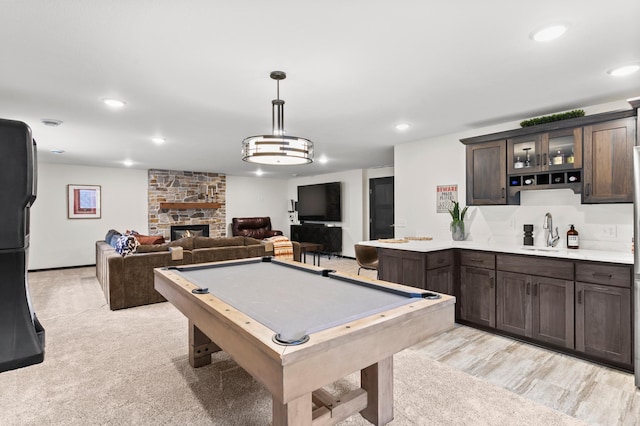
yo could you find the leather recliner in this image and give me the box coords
[231,217,283,240]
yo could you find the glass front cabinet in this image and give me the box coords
[507,128,582,189]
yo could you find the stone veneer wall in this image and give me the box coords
[148,169,226,240]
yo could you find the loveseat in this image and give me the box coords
[96,236,301,310]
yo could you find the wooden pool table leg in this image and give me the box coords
[360,356,394,425]
[188,320,221,368]
[272,392,312,426]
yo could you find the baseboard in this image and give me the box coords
[28,264,96,273]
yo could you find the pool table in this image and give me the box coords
[154,257,455,425]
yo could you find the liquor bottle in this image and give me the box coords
[567,225,579,249]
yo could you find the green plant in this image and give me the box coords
[448,201,468,224]
[519,109,585,127]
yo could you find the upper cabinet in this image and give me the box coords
[507,127,582,175]
[466,140,507,205]
[583,118,636,203]
[461,106,638,205]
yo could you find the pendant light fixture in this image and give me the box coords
[242,71,313,165]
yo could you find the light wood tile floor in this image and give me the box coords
[319,255,640,426]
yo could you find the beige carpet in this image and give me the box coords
[0,266,585,425]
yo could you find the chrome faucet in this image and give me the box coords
[543,212,560,247]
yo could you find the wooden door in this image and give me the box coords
[575,281,631,365]
[496,271,531,337]
[532,276,574,348]
[369,177,394,239]
[466,140,507,205]
[459,266,496,327]
[583,118,636,203]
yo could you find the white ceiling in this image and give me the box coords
[1,1,639,179]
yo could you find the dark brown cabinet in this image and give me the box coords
[496,271,574,348]
[507,127,582,175]
[575,262,632,366]
[495,255,574,349]
[583,117,636,203]
[377,248,454,294]
[531,276,575,348]
[378,248,425,289]
[459,251,496,327]
[425,250,454,294]
[376,244,633,370]
[426,266,453,295]
[465,141,507,205]
[462,107,637,205]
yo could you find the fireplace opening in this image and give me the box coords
[171,225,209,240]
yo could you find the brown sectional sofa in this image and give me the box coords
[96,236,300,310]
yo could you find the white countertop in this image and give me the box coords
[359,239,634,265]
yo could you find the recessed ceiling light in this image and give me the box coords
[50,149,65,154]
[123,159,134,167]
[41,119,63,127]
[255,169,264,176]
[395,123,411,131]
[318,155,328,164]
[102,98,126,108]
[530,25,568,42]
[151,137,166,144]
[608,64,640,77]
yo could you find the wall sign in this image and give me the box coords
[436,184,458,213]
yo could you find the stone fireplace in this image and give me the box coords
[148,169,226,240]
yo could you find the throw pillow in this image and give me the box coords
[114,235,139,256]
[135,234,165,245]
[105,229,122,248]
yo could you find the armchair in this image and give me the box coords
[231,217,283,240]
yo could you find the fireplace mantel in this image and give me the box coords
[159,202,221,210]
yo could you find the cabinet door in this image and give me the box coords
[466,141,507,205]
[532,276,574,349]
[583,118,636,203]
[508,129,582,175]
[496,271,531,337]
[575,282,631,365]
[547,127,582,171]
[426,265,453,295]
[377,249,426,289]
[459,266,495,327]
[508,134,542,174]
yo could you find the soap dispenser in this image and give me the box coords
[567,225,579,249]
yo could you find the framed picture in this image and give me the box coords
[67,184,101,219]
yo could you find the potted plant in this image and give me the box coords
[448,201,468,241]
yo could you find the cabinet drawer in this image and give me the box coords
[427,250,453,269]
[497,254,573,281]
[460,251,495,269]
[575,262,631,288]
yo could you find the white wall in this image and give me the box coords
[28,165,325,269]
[287,169,370,258]
[225,175,290,237]
[394,99,634,252]
[30,163,148,269]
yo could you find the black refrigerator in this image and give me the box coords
[0,118,45,372]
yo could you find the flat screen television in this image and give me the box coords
[297,182,341,222]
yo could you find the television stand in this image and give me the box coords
[291,224,342,255]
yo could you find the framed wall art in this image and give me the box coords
[67,184,101,219]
